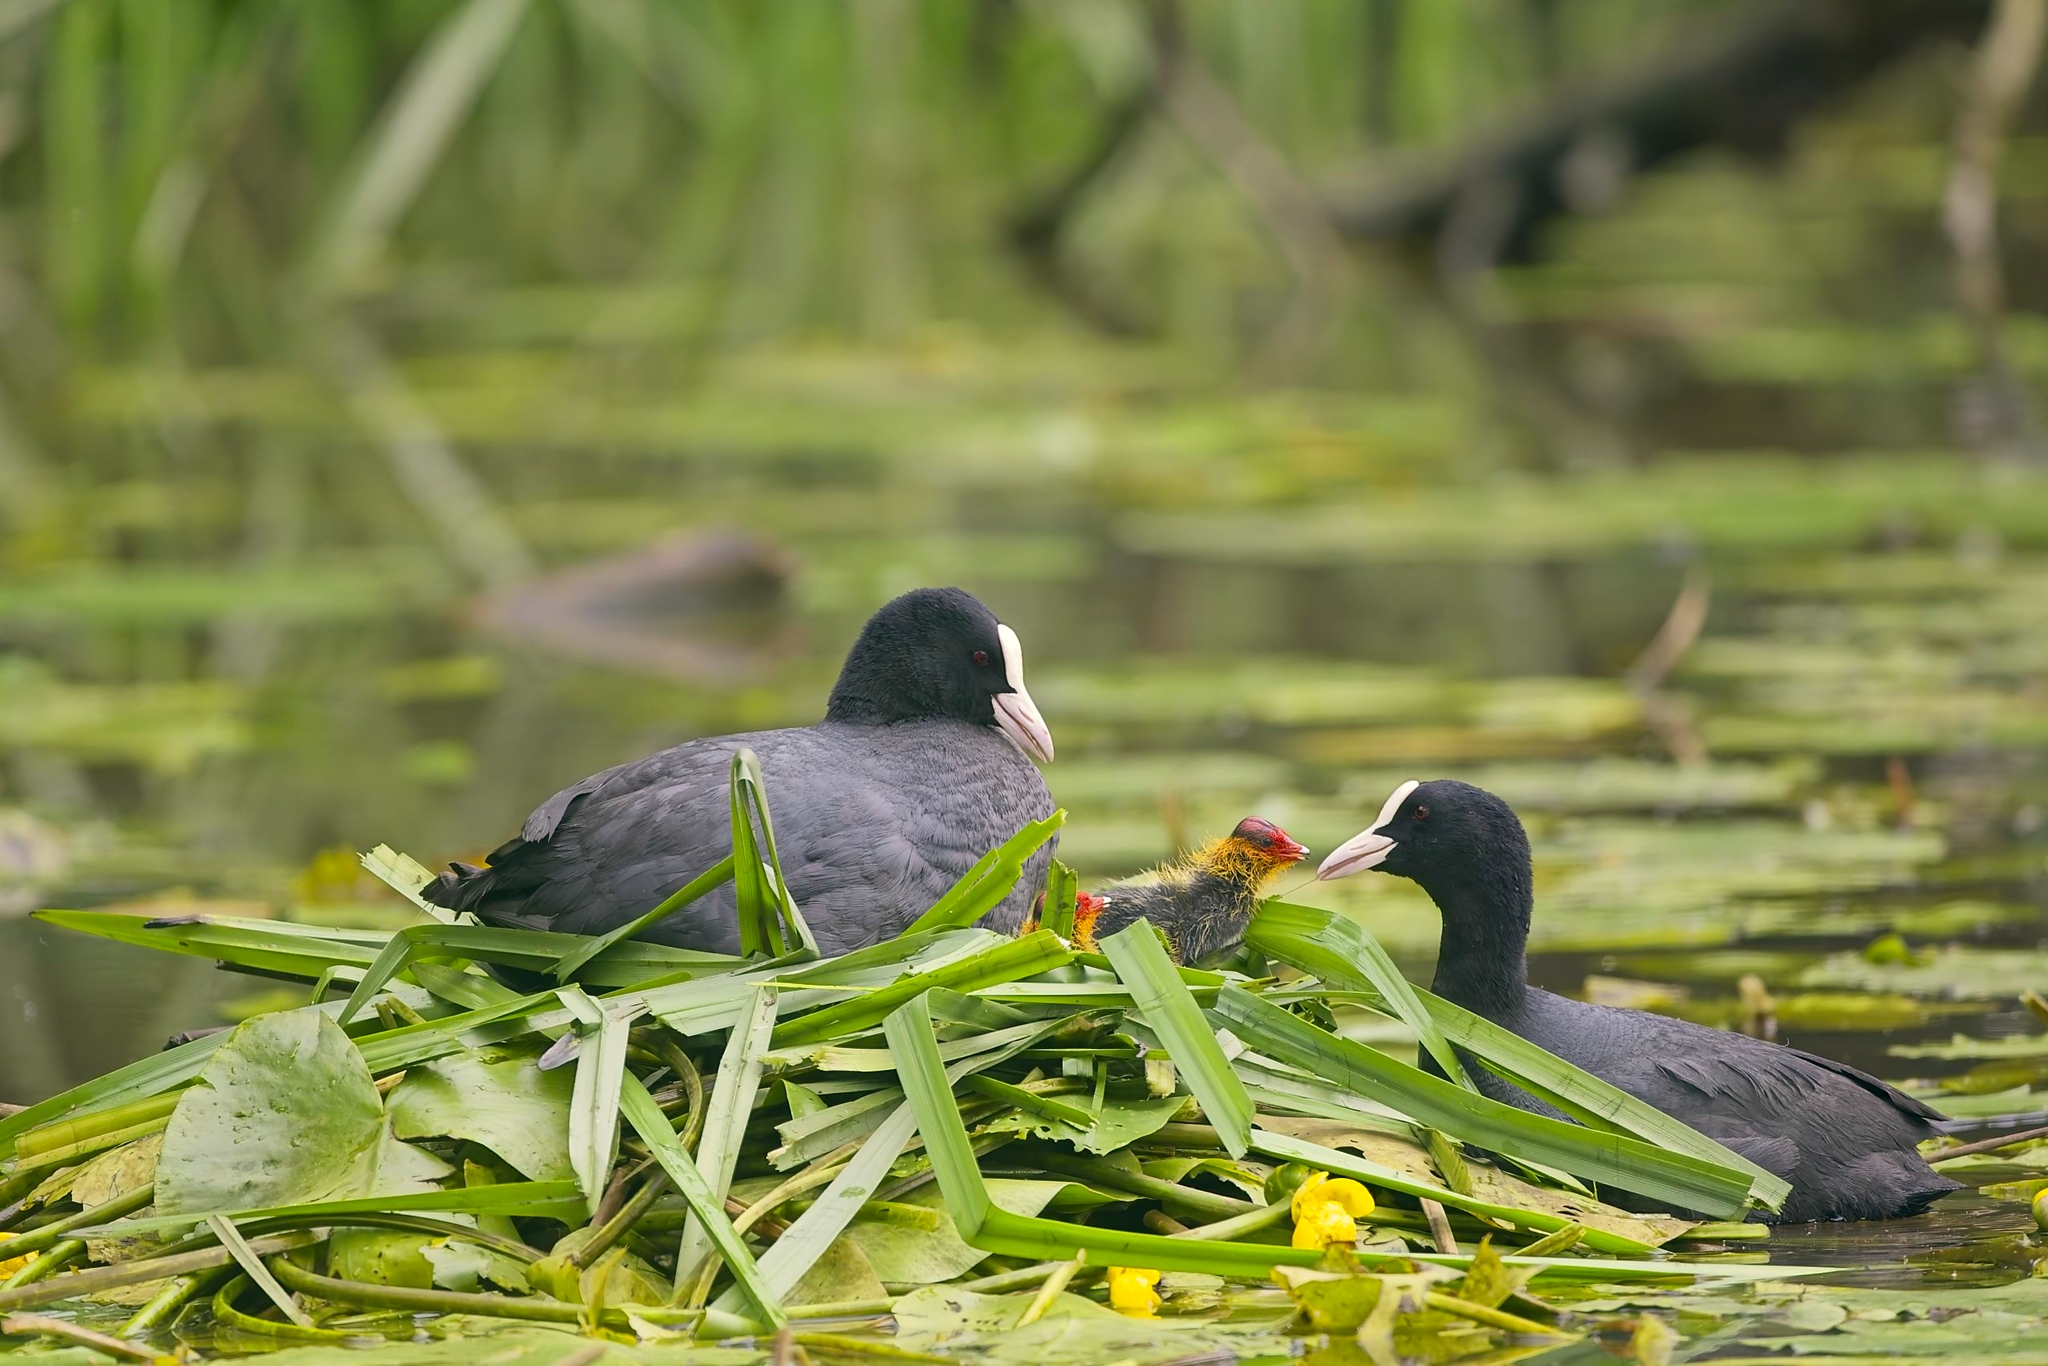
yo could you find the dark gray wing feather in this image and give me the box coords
[426,718,1053,956]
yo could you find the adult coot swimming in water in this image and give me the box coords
[1317,779,1960,1223]
[425,587,1056,955]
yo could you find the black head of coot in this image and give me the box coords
[824,586,1053,762]
[1319,778,1528,889]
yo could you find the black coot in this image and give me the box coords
[426,587,1056,954]
[1318,779,1960,1223]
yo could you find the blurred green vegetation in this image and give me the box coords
[0,0,2046,1133]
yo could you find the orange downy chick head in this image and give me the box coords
[1071,891,1107,950]
[1194,817,1308,887]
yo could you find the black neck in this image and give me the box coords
[1419,863,1532,1018]
[824,674,898,725]
[826,655,934,726]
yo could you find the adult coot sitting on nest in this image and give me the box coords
[1317,779,1960,1223]
[426,587,1056,955]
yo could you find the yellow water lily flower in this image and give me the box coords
[1107,1265,1162,1316]
[1289,1171,1376,1250]
[0,1231,38,1278]
[2032,1186,2048,1233]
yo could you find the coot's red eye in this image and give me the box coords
[973,649,990,667]
[1413,805,1430,821]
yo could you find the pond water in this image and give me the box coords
[5,93,2048,1297]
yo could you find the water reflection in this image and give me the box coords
[0,920,240,1103]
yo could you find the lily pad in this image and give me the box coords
[329,1227,435,1289]
[842,1179,1114,1284]
[1799,946,2048,999]
[786,1234,888,1307]
[890,1284,1257,1366]
[984,1094,1189,1154]
[389,1043,576,1183]
[156,1006,447,1217]
[422,1238,532,1295]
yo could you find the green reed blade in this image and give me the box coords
[903,809,1066,936]
[1099,919,1253,1158]
[1211,986,1753,1219]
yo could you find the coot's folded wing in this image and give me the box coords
[423,738,739,928]
[1651,1040,1944,1133]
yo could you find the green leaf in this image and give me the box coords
[676,985,778,1279]
[559,987,638,1218]
[388,1043,574,1183]
[551,854,736,982]
[339,923,434,1025]
[962,1073,1093,1128]
[355,991,554,1073]
[32,908,383,981]
[773,1015,1076,1169]
[1099,919,1253,1158]
[85,1181,587,1235]
[903,810,1067,936]
[1041,859,1080,939]
[1249,901,1472,1088]
[772,930,1074,1049]
[717,1101,918,1310]
[359,843,455,922]
[409,960,522,1010]
[328,1227,436,1289]
[1210,986,1754,1219]
[842,1180,1115,1285]
[730,748,816,959]
[421,1238,531,1295]
[890,1284,1253,1366]
[156,1007,446,1219]
[883,991,1320,1279]
[328,922,742,1025]
[618,1073,783,1329]
[1452,1236,1532,1310]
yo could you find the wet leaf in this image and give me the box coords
[69,1131,160,1206]
[1451,1237,1532,1310]
[842,1179,1104,1284]
[420,1237,530,1294]
[388,1043,574,1183]
[785,1234,887,1307]
[528,1225,668,1306]
[984,1093,1189,1154]
[327,1227,433,1289]
[890,1284,1254,1366]
[1299,1279,1388,1333]
[1629,1312,1678,1366]
[156,1007,446,1218]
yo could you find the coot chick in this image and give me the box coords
[1069,817,1307,965]
[1317,780,1959,1223]
[425,587,1056,955]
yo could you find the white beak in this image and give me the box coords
[991,623,1055,764]
[1317,779,1418,880]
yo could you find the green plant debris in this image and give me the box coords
[0,763,1842,1361]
